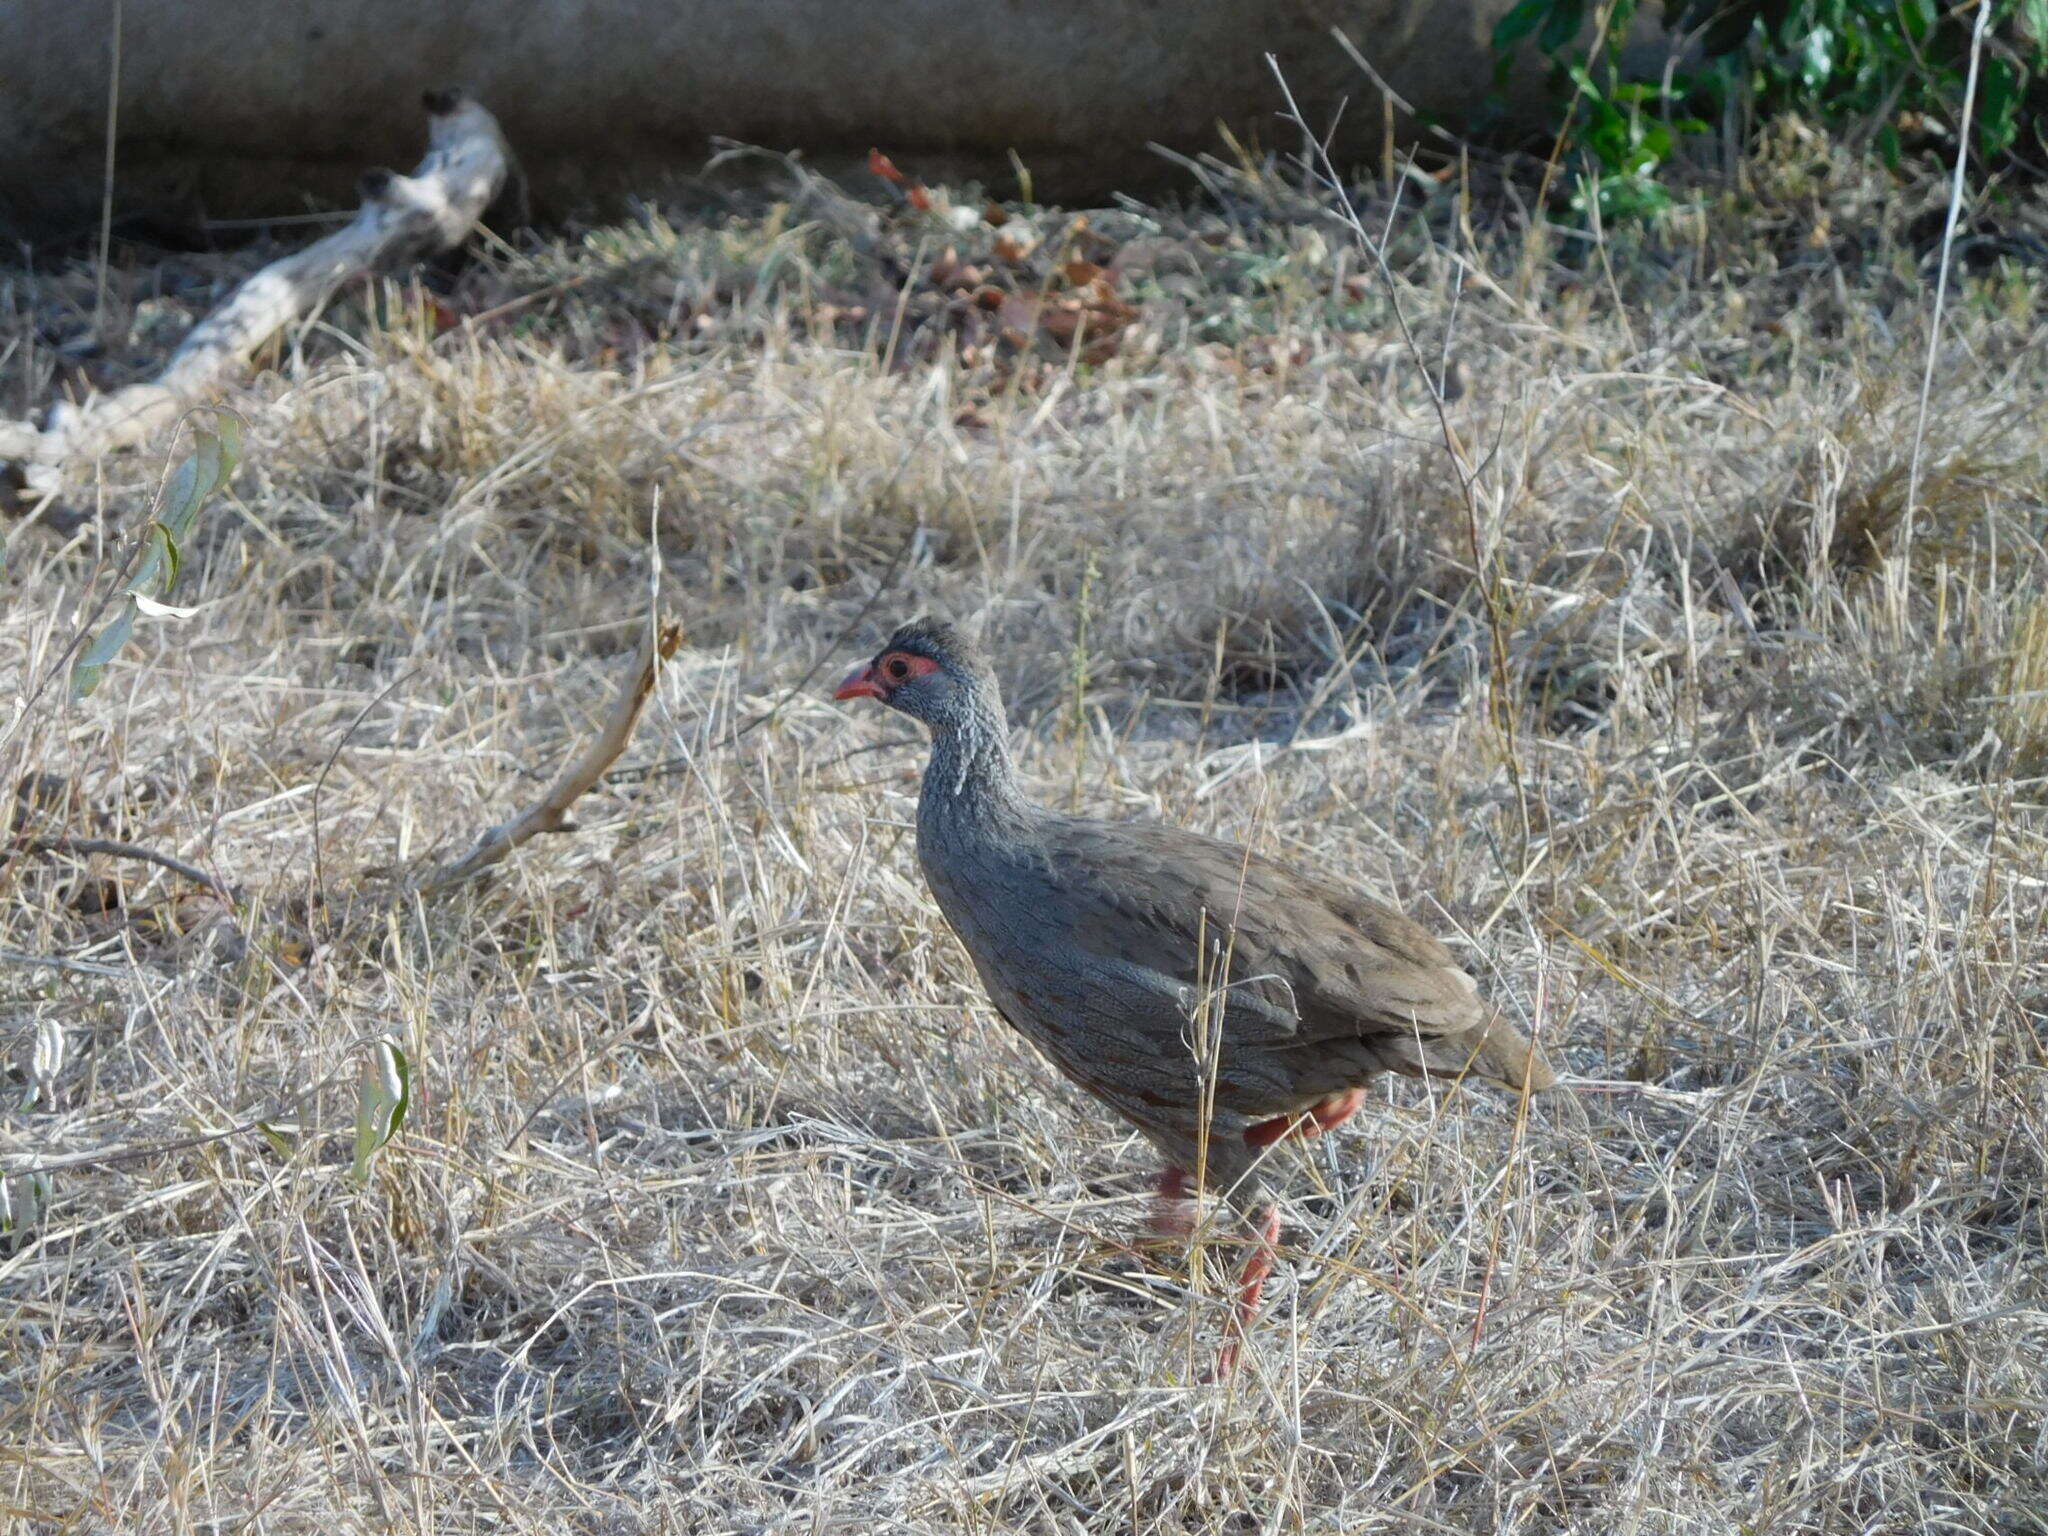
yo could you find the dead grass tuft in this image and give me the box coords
[2,128,2045,1532]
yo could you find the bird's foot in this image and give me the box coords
[1210,1203,1282,1381]
[1146,1166,1196,1239]
[1243,1087,1368,1150]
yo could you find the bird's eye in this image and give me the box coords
[883,655,910,681]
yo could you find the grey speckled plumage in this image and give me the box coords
[836,617,1556,1368]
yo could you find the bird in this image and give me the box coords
[833,617,1556,1374]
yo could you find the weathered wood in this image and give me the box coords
[5,90,509,502]
[414,621,684,896]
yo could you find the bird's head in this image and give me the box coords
[833,617,994,733]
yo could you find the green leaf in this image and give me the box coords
[350,1038,412,1186]
[71,602,137,700]
[149,521,182,593]
[215,409,243,463]
[1492,0,1555,51]
[256,1120,296,1160]
[1,1174,51,1237]
[1977,57,2024,157]
[1539,0,1588,55]
[70,414,239,699]
[161,418,239,543]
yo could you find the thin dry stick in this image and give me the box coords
[1266,55,1531,849]
[0,1059,358,1177]
[610,425,935,784]
[310,664,417,907]
[15,836,230,901]
[1903,0,1993,620]
[1330,26,1483,159]
[93,0,123,337]
[2,90,511,495]
[414,620,683,894]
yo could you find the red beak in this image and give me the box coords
[834,662,887,702]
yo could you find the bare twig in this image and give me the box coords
[610,432,933,784]
[311,665,417,906]
[1329,26,1478,157]
[414,620,683,895]
[2,90,512,499]
[1266,55,1531,847]
[1902,0,1993,617]
[0,949,133,979]
[0,1060,357,1176]
[93,0,123,337]
[14,836,230,900]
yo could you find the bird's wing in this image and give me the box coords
[1040,816,1489,1047]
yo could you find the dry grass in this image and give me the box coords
[2,136,2046,1533]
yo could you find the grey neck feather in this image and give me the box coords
[921,681,1029,820]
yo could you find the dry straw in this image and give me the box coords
[1,88,2045,1532]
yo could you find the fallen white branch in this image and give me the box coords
[414,620,683,895]
[3,89,511,500]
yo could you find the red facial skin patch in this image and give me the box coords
[835,651,940,701]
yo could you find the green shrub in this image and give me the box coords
[1494,0,2048,219]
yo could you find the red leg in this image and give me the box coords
[1243,1087,1368,1149]
[1307,1087,1367,1135]
[1148,1166,1195,1238]
[1213,1203,1282,1380]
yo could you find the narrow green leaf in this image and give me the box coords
[71,415,239,698]
[1538,0,1588,55]
[256,1120,296,1160]
[350,1039,412,1185]
[149,521,182,594]
[212,410,243,473]
[71,602,138,700]
[1492,0,1554,51]
[388,1045,412,1137]
[1977,58,2024,157]
[1566,61,1607,102]
[156,418,239,548]
[157,443,208,545]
